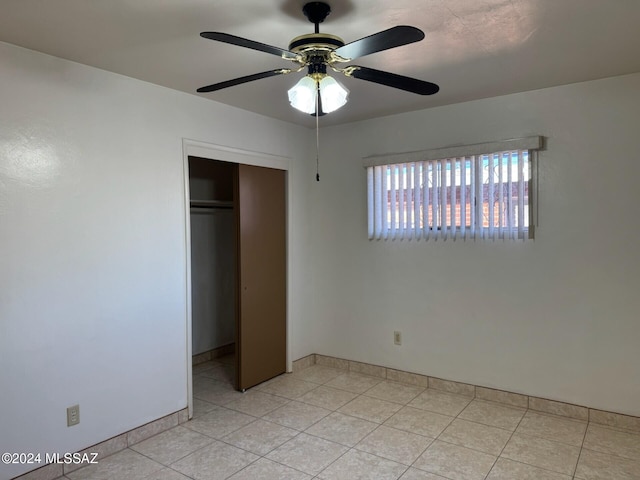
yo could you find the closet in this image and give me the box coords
[188,157,286,391]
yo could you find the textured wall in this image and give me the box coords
[302,72,640,417]
[0,41,310,479]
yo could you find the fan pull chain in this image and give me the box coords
[315,84,320,181]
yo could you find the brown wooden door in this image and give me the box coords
[236,164,286,390]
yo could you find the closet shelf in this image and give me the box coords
[190,200,234,209]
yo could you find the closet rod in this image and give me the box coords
[190,200,234,209]
[190,208,234,215]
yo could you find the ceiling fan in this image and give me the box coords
[197,1,439,116]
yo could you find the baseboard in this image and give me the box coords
[192,343,235,366]
[12,408,189,480]
[295,352,640,433]
[17,351,638,479]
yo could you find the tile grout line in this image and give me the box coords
[493,411,589,478]
[312,354,640,430]
[573,420,589,480]
[483,402,529,480]
[279,371,432,479]
[159,366,640,479]
[404,392,587,479]
[231,370,392,479]
[307,373,403,477]
[131,444,201,480]
[24,358,639,480]
[306,362,637,478]
[129,370,616,478]
[299,386,413,480]
[400,389,459,478]
[184,405,313,479]
[239,435,315,480]
[425,393,491,477]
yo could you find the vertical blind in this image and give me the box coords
[367,148,535,241]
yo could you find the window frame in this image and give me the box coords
[364,137,542,241]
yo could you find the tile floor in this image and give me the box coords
[62,357,640,480]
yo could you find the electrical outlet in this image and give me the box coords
[394,331,402,345]
[67,404,80,427]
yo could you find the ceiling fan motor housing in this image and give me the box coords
[288,33,345,54]
[306,59,328,80]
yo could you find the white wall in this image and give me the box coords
[0,42,313,479]
[303,72,640,417]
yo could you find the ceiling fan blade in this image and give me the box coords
[345,66,439,95]
[197,68,292,93]
[333,26,425,60]
[200,32,299,60]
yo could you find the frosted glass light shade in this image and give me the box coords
[287,76,317,114]
[288,74,349,115]
[319,76,349,113]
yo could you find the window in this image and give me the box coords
[365,137,541,241]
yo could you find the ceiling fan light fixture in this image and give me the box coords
[288,74,348,115]
[287,75,317,114]
[318,75,348,113]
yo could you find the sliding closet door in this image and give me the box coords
[236,164,286,390]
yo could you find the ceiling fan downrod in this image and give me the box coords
[303,2,331,33]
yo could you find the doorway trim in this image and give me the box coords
[182,138,291,419]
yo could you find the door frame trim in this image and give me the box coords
[182,138,291,420]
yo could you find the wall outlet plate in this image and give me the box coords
[67,404,80,427]
[394,331,402,345]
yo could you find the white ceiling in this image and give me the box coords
[2,0,640,127]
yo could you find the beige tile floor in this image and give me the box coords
[63,357,640,480]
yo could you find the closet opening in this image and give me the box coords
[187,155,287,396]
[189,157,237,382]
